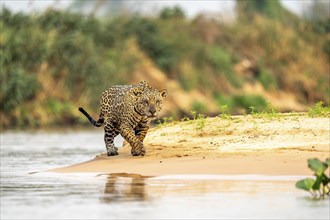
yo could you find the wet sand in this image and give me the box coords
[50,114,329,176]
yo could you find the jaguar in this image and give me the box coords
[79,81,167,156]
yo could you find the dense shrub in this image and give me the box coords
[232,95,268,113]
[1,69,40,112]
[0,4,329,128]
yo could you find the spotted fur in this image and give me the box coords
[79,81,167,156]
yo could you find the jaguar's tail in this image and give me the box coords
[78,107,104,127]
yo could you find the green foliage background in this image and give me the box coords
[1,2,329,128]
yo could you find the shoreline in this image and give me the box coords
[49,114,329,176]
[49,147,328,176]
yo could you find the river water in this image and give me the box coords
[1,130,329,219]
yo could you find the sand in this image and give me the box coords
[49,114,329,176]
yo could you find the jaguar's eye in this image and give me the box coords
[156,100,160,105]
[143,99,149,104]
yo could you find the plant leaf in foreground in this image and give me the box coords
[308,158,328,176]
[296,178,315,191]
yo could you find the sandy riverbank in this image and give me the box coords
[49,114,329,176]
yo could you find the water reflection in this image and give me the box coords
[2,131,329,219]
[100,173,151,203]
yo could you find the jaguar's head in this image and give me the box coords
[133,81,167,118]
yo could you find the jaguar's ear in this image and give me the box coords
[159,89,167,99]
[132,87,143,96]
[139,80,148,87]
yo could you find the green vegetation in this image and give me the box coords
[219,105,231,120]
[1,1,329,129]
[191,101,207,113]
[308,101,330,118]
[190,111,207,131]
[1,69,40,112]
[233,95,268,113]
[177,111,207,131]
[250,102,280,120]
[237,0,289,21]
[296,158,330,199]
[156,116,174,127]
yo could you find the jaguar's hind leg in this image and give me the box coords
[104,122,119,156]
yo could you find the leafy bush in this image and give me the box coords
[205,46,241,88]
[237,0,287,21]
[1,5,329,128]
[125,17,179,73]
[232,95,267,113]
[191,101,207,113]
[0,69,40,112]
[255,61,278,90]
[296,158,330,199]
[159,6,185,20]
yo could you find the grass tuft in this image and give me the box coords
[308,101,330,118]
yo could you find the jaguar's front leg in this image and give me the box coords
[120,125,145,156]
[135,120,150,147]
[104,121,119,156]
